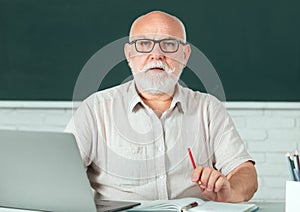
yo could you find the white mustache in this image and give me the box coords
[141,61,174,73]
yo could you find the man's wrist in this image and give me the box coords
[226,185,247,203]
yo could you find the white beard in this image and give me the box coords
[133,61,180,94]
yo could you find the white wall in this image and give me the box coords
[1,101,300,202]
[226,102,300,202]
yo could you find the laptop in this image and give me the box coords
[0,130,140,212]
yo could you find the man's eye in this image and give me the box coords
[164,42,176,46]
[139,41,151,46]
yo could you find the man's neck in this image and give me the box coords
[137,86,175,117]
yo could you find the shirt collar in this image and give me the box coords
[171,83,186,113]
[128,81,143,112]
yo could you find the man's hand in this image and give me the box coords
[192,166,232,202]
[191,162,258,203]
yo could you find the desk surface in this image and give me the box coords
[255,202,285,211]
[0,202,285,212]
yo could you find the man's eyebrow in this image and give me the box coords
[129,35,147,41]
[161,36,178,40]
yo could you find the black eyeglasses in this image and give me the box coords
[129,38,186,53]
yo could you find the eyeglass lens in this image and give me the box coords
[135,39,179,53]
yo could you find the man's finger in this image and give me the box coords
[200,167,213,188]
[206,170,222,192]
[214,176,227,192]
[191,166,203,182]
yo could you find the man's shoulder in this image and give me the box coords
[178,84,220,102]
[177,84,226,113]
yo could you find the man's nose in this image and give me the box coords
[149,43,165,60]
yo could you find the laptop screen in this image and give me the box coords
[0,130,97,212]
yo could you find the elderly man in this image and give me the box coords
[65,11,258,202]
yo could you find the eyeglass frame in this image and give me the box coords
[128,38,187,53]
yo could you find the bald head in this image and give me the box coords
[129,11,186,42]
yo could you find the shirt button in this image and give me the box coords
[158,145,164,152]
[160,175,165,179]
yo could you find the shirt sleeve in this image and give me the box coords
[64,95,98,169]
[207,95,254,176]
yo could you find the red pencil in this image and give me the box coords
[188,148,196,169]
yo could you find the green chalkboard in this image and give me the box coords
[0,0,299,101]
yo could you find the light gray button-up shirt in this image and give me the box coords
[65,80,253,200]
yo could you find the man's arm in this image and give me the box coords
[192,161,258,202]
[226,161,258,202]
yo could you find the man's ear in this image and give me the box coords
[183,44,191,66]
[124,43,131,65]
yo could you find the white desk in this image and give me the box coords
[255,202,285,211]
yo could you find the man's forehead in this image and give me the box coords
[129,33,183,42]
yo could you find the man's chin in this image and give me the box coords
[142,88,168,95]
[135,83,175,95]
